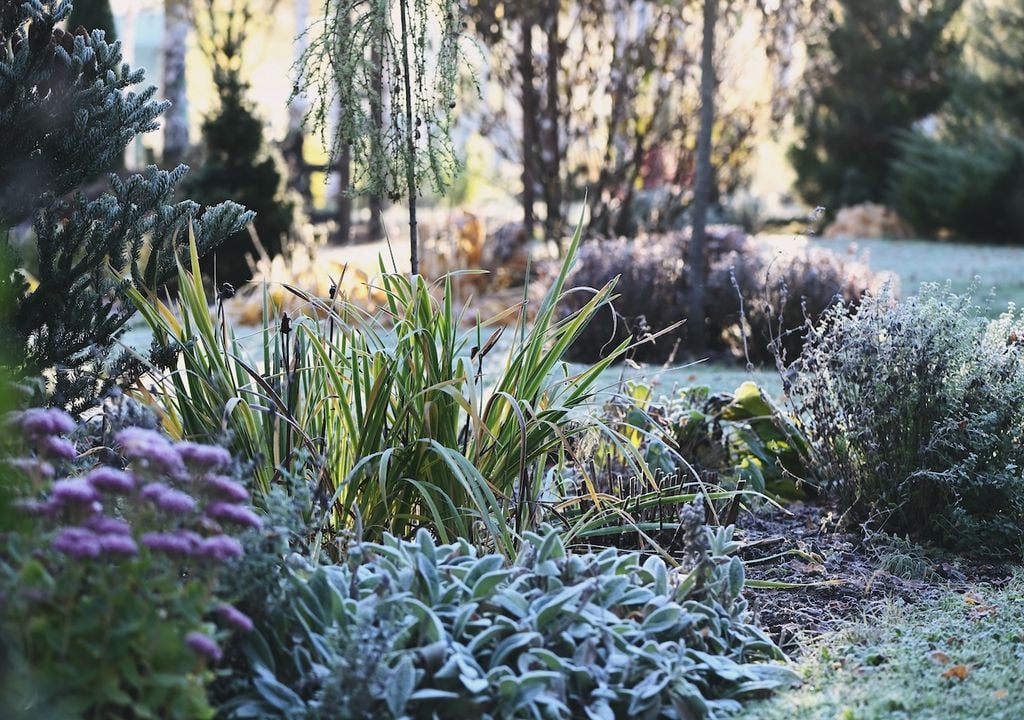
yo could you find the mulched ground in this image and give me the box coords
[737,502,1014,655]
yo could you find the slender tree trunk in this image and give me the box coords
[368,43,385,241]
[519,11,537,241]
[688,0,718,354]
[398,0,418,275]
[286,0,312,204]
[336,142,352,244]
[543,0,563,249]
[162,0,190,167]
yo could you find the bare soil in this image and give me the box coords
[737,502,1013,655]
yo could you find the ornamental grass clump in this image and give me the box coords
[131,221,645,556]
[0,409,259,719]
[787,284,1024,557]
[217,513,796,720]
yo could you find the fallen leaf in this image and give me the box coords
[964,592,985,605]
[928,650,951,665]
[994,689,1008,700]
[942,664,969,681]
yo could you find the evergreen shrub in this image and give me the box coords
[0,1,251,411]
[185,70,295,286]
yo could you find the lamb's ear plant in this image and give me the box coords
[216,513,796,720]
[130,219,658,556]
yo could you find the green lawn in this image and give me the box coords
[740,576,1024,720]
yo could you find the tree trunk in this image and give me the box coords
[543,0,563,249]
[336,142,352,244]
[398,0,418,274]
[688,0,718,355]
[368,43,385,241]
[519,11,537,241]
[286,0,311,204]
[162,0,190,167]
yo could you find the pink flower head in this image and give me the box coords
[85,515,132,535]
[204,475,249,503]
[12,408,75,437]
[205,502,261,529]
[98,533,138,556]
[142,530,202,556]
[184,631,222,662]
[176,442,232,471]
[85,467,135,494]
[53,527,101,558]
[38,435,77,460]
[198,535,243,561]
[116,428,186,478]
[51,478,99,506]
[216,603,254,632]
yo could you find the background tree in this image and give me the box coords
[162,0,190,166]
[688,0,719,354]
[67,0,117,41]
[186,0,296,285]
[296,0,466,274]
[466,0,814,242]
[888,0,1024,242]
[0,1,251,410]
[789,0,963,214]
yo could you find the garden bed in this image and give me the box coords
[737,502,1014,655]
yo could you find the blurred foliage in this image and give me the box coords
[598,381,812,507]
[465,0,824,240]
[790,0,963,214]
[187,0,296,285]
[67,0,116,42]
[889,0,1024,242]
[559,230,888,365]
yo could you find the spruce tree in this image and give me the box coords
[789,0,963,214]
[186,0,295,285]
[0,1,252,411]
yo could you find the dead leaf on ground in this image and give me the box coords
[942,664,969,681]
[994,689,1008,700]
[928,650,951,665]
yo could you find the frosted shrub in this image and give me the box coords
[788,286,1024,556]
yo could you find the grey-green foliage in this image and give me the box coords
[787,284,1024,557]
[294,0,464,201]
[219,522,796,719]
[0,1,252,411]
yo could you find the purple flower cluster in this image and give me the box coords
[116,428,186,478]
[205,474,249,503]
[53,526,138,559]
[205,501,261,529]
[85,467,135,494]
[8,408,77,460]
[7,412,261,672]
[176,442,232,471]
[140,483,198,514]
